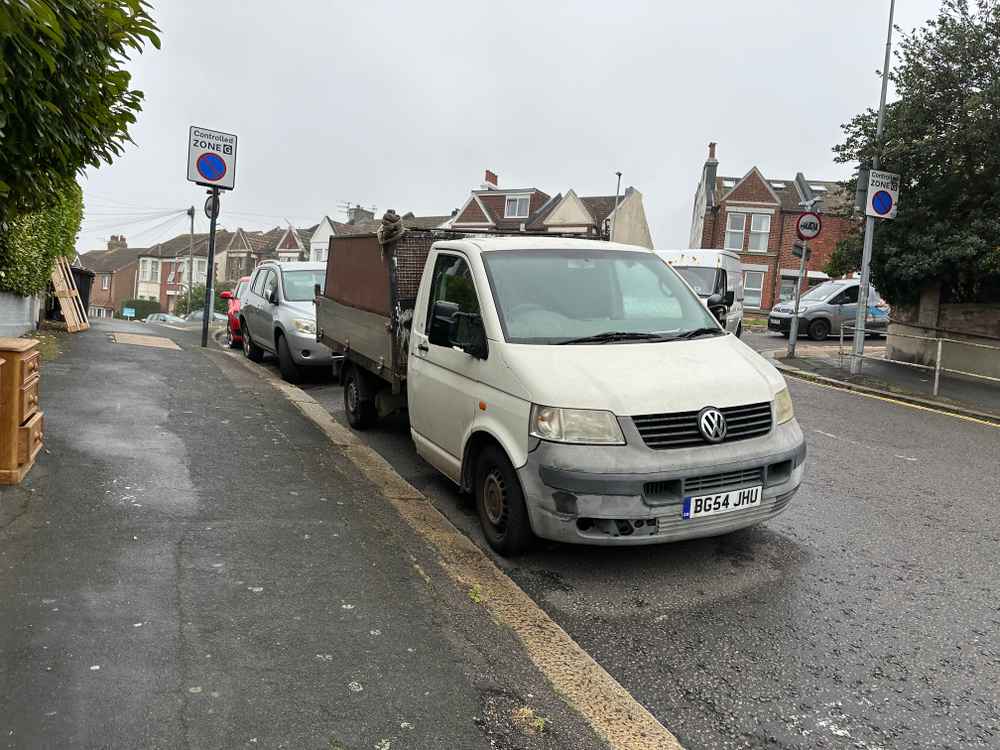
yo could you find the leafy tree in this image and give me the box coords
[833,0,1000,305]
[0,1,160,221]
[173,282,233,317]
[824,235,863,280]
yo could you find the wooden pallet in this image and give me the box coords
[50,256,90,332]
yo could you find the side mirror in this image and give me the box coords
[268,289,279,305]
[219,290,233,300]
[449,312,488,359]
[706,293,727,324]
[723,290,735,306]
[428,300,459,346]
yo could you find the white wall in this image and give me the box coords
[0,292,39,337]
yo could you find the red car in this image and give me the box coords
[220,276,251,348]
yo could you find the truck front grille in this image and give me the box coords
[632,402,772,450]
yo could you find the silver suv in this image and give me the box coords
[768,279,889,341]
[239,261,336,382]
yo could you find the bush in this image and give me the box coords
[119,298,160,319]
[0,181,83,296]
[173,281,233,317]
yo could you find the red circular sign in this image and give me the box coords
[796,211,822,241]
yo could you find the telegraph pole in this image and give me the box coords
[186,206,195,315]
[851,0,896,374]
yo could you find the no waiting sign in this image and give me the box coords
[187,126,237,190]
[796,211,822,241]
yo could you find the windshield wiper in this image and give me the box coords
[558,331,669,345]
[674,327,725,340]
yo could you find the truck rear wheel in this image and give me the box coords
[475,445,533,557]
[343,364,376,430]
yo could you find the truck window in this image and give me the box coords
[261,270,278,301]
[424,254,480,335]
[250,270,266,296]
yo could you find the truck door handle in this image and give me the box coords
[417,343,429,353]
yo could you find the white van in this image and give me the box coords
[320,235,805,556]
[656,249,744,336]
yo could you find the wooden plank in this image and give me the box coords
[50,256,89,332]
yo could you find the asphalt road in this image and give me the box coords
[220,326,1000,749]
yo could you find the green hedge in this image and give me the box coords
[119,298,161,319]
[0,181,83,296]
[173,281,233,317]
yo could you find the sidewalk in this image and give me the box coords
[0,321,603,749]
[769,343,1000,422]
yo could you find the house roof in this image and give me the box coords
[139,230,236,259]
[715,175,851,213]
[78,246,146,273]
[579,195,620,225]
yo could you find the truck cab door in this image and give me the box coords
[255,270,279,348]
[408,251,486,480]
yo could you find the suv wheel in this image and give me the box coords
[242,321,264,362]
[276,334,303,384]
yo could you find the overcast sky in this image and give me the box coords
[77,0,942,253]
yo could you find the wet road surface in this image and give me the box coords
[229,328,1000,749]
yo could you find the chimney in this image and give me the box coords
[107,234,127,250]
[347,204,375,225]
[482,169,498,189]
[704,142,719,208]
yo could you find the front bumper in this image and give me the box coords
[284,328,337,366]
[767,311,797,332]
[517,418,806,546]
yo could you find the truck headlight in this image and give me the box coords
[773,387,794,425]
[529,405,625,445]
[291,318,316,335]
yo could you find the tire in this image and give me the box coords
[474,445,533,557]
[342,364,376,430]
[807,318,831,341]
[241,321,264,362]
[735,323,743,338]
[225,325,240,349]
[276,334,303,384]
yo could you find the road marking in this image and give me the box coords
[792,377,1000,428]
[219,348,684,750]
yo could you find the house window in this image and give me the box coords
[748,214,770,252]
[196,259,206,275]
[743,271,765,309]
[144,259,159,281]
[504,195,530,219]
[725,213,745,250]
[167,271,175,283]
[101,274,110,290]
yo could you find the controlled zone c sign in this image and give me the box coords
[187,126,237,190]
[866,169,899,219]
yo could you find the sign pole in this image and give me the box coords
[787,238,809,358]
[200,187,220,348]
[851,0,895,375]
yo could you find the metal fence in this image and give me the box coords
[838,323,1000,397]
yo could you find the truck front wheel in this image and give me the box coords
[475,446,533,557]
[343,364,376,430]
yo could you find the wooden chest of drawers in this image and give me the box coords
[0,338,43,485]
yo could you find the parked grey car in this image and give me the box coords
[239,260,336,382]
[768,279,889,341]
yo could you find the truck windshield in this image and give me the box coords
[481,249,720,344]
[672,266,719,297]
[282,270,325,302]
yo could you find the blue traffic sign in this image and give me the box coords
[196,152,227,182]
[871,189,893,216]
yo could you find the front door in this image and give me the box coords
[408,251,485,468]
[253,269,278,347]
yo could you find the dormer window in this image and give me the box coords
[504,195,530,218]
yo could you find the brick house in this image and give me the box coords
[78,236,144,318]
[690,144,854,311]
[450,170,653,247]
[136,230,234,312]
